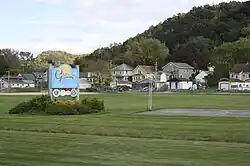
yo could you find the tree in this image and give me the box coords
[171,36,215,70]
[122,37,169,68]
[19,51,35,72]
[0,49,20,69]
[209,37,250,85]
[0,55,9,76]
[34,50,79,70]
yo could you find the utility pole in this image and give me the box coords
[7,70,10,92]
[155,59,158,73]
[148,78,153,111]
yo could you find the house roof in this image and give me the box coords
[231,63,250,73]
[162,62,194,69]
[138,65,154,73]
[112,63,133,71]
[9,79,25,84]
[22,73,36,81]
[33,72,44,78]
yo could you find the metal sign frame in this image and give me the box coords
[48,63,80,101]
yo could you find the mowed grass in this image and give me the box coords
[1,93,250,166]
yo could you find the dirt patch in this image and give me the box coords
[138,109,250,117]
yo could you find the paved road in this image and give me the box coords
[0,92,99,96]
[139,108,250,117]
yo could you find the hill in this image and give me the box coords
[34,50,84,70]
[79,1,250,81]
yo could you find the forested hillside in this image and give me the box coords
[0,49,84,75]
[79,1,250,84]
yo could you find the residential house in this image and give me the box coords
[111,63,134,82]
[230,63,250,81]
[132,65,154,82]
[80,72,98,84]
[162,62,194,80]
[18,73,37,87]
[1,75,35,89]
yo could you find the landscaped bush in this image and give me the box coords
[8,95,105,115]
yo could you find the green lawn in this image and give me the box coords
[1,93,250,166]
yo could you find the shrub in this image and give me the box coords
[8,95,105,115]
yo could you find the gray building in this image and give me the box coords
[162,62,194,80]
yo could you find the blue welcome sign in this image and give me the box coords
[51,64,79,89]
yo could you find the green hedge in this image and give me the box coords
[8,95,105,115]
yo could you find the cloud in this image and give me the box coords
[16,0,249,54]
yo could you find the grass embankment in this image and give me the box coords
[1,93,250,166]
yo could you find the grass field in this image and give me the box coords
[1,93,250,166]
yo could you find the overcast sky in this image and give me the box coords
[0,0,247,55]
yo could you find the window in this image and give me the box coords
[239,84,242,87]
[126,71,128,74]
[243,75,245,77]
[113,71,115,74]
[247,85,249,87]
[236,75,238,78]
[231,74,234,78]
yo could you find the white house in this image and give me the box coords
[111,63,134,82]
[230,63,250,81]
[153,71,168,90]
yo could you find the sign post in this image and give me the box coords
[48,63,80,100]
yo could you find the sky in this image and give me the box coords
[0,0,247,55]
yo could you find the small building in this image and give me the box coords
[153,71,168,91]
[132,65,154,82]
[133,78,154,90]
[167,78,193,90]
[218,78,250,91]
[79,78,92,90]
